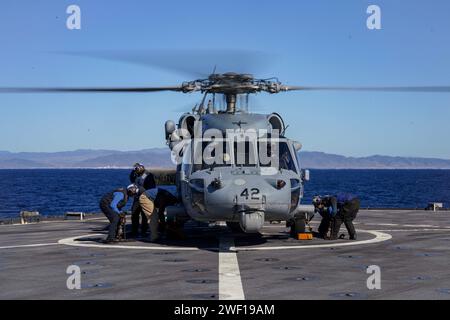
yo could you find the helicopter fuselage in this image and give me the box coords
[165,111,311,233]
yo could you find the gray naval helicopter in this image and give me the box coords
[145,72,450,236]
[3,69,450,237]
[162,72,314,235]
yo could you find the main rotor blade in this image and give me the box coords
[0,86,183,93]
[57,49,274,78]
[284,86,450,93]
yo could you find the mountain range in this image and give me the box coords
[0,148,449,169]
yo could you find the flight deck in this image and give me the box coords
[1,209,449,300]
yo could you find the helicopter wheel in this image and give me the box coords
[165,220,186,240]
[226,221,245,233]
[290,216,306,238]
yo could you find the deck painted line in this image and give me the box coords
[366,223,450,229]
[229,230,392,251]
[2,221,71,227]
[0,243,59,250]
[59,230,393,252]
[58,234,200,251]
[401,224,444,228]
[219,236,245,300]
[372,228,450,232]
[365,223,400,226]
[0,217,106,228]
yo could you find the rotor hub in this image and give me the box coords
[181,72,286,99]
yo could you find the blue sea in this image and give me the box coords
[0,169,449,218]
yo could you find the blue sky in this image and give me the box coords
[1,0,450,158]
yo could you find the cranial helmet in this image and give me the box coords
[312,196,322,206]
[126,184,139,195]
[133,163,146,175]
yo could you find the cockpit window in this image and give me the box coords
[233,140,257,167]
[191,138,297,173]
[192,140,232,172]
[258,140,297,173]
[279,142,297,173]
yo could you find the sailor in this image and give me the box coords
[129,163,156,237]
[331,193,360,240]
[139,185,179,242]
[313,193,360,240]
[99,184,139,243]
[313,195,336,239]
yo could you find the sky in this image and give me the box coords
[0,0,450,158]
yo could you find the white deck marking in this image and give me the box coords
[58,234,200,251]
[229,230,392,251]
[365,223,400,226]
[0,243,58,250]
[219,236,245,300]
[402,224,444,228]
[0,218,106,228]
[372,228,450,232]
[363,223,450,229]
[58,230,393,252]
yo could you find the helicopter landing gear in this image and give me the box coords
[226,221,245,233]
[165,220,186,240]
[289,214,306,238]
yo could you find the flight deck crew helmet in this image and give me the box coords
[126,184,139,196]
[133,163,146,176]
[312,196,323,207]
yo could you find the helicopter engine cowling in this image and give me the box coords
[165,114,200,151]
[267,113,285,134]
[165,120,176,140]
[179,114,198,137]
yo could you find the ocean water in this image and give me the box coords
[0,169,449,218]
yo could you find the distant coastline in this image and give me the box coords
[1,149,450,170]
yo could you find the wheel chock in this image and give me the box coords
[297,233,313,240]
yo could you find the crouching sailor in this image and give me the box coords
[139,185,179,242]
[331,193,360,240]
[313,195,336,239]
[313,193,360,240]
[99,184,139,243]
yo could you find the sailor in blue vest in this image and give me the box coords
[100,184,139,243]
[313,193,360,240]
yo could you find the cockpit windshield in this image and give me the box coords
[258,140,298,173]
[192,140,232,172]
[234,140,257,167]
[191,138,297,173]
[278,142,297,172]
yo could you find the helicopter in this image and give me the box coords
[2,62,450,237]
[162,72,315,235]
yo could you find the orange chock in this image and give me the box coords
[297,233,313,240]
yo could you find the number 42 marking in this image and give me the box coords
[240,188,260,200]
